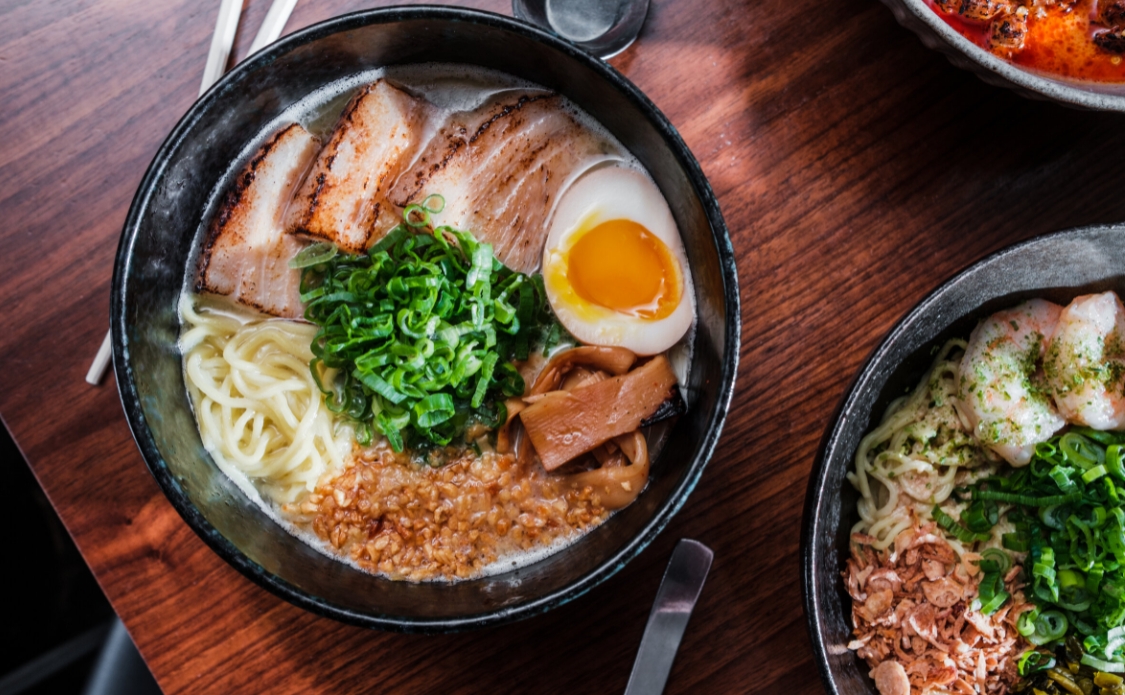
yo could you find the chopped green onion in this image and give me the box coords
[420,193,445,214]
[1004,533,1030,552]
[1073,427,1125,446]
[1040,504,1069,530]
[1062,432,1105,471]
[1018,650,1056,676]
[1028,610,1068,646]
[932,505,991,543]
[1084,465,1109,484]
[979,586,1010,614]
[1081,653,1125,672]
[963,500,999,533]
[1108,445,1125,482]
[289,241,338,268]
[981,548,1012,575]
[1050,465,1079,493]
[298,207,566,452]
[974,489,1082,506]
[402,204,430,228]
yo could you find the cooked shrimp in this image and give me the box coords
[958,299,1066,466]
[1044,292,1125,430]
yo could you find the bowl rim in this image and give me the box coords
[892,0,1125,111]
[111,5,741,632]
[800,224,1125,693]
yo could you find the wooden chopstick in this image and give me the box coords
[87,0,272,386]
[199,0,243,97]
[249,0,299,55]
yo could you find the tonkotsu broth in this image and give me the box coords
[179,64,695,581]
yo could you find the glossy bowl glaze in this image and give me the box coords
[802,225,1125,693]
[111,6,739,632]
[879,0,1125,110]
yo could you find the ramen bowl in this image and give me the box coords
[878,0,1125,110]
[111,6,739,632]
[802,224,1125,693]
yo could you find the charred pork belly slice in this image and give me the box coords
[961,0,1011,21]
[197,123,320,319]
[287,79,430,253]
[389,91,619,275]
[991,6,1029,53]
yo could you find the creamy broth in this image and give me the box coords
[180,64,695,581]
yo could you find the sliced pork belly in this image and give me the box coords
[390,92,620,275]
[196,123,320,319]
[287,79,429,253]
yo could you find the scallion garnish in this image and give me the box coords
[932,504,992,544]
[952,430,1125,664]
[297,205,566,453]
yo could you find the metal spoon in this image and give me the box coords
[623,539,714,695]
[512,0,651,59]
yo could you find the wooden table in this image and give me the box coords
[2,0,1124,692]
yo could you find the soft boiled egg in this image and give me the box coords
[542,165,695,355]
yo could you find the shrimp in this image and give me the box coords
[958,299,1066,466]
[1044,292,1125,430]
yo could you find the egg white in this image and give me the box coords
[542,165,695,356]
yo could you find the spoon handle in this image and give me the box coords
[623,539,713,695]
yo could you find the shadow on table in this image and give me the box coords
[0,419,163,695]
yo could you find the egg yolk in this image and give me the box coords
[566,219,681,319]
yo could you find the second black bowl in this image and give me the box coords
[802,224,1125,693]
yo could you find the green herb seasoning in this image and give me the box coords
[292,198,566,453]
[955,428,1125,668]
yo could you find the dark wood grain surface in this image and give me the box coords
[1,0,1123,692]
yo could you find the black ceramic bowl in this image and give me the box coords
[802,224,1125,693]
[111,7,739,632]
[878,0,1125,110]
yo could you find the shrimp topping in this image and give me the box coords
[958,299,1066,466]
[1044,292,1125,430]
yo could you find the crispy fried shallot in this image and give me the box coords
[844,522,1030,695]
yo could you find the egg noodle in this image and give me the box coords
[179,295,348,503]
[847,339,994,550]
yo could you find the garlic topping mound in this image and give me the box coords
[285,443,610,581]
[846,522,1032,695]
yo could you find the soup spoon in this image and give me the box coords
[624,539,713,694]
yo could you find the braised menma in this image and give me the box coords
[179,66,696,581]
[847,292,1125,695]
[928,0,1125,82]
